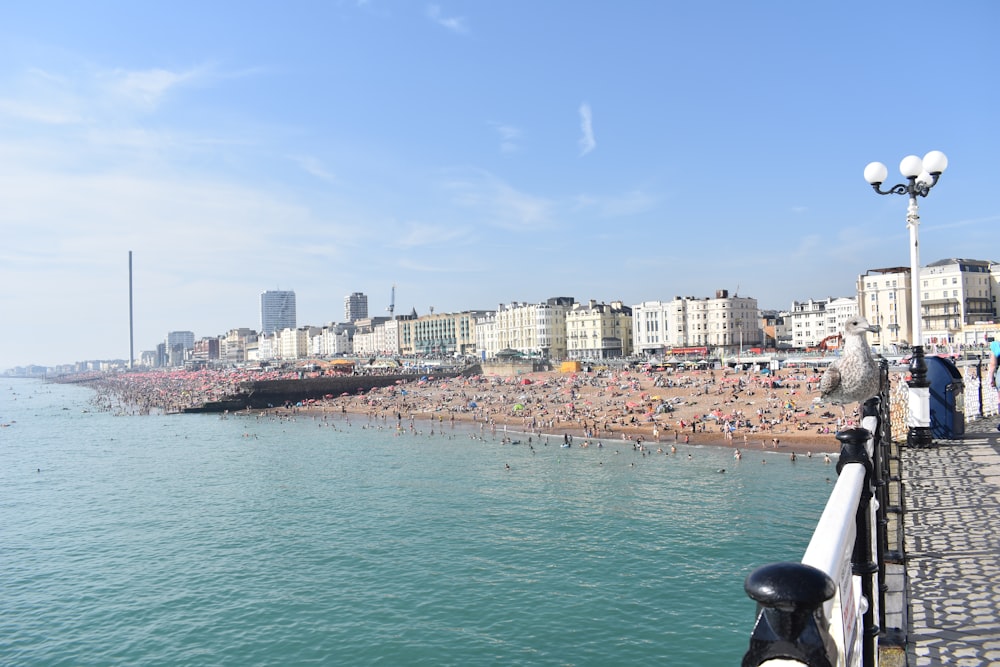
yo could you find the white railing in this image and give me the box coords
[743,383,889,667]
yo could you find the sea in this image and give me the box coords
[2,379,840,666]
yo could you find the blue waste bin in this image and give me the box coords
[925,356,965,439]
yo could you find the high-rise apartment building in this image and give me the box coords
[163,330,195,367]
[260,290,296,335]
[344,292,368,323]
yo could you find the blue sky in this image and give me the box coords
[2,1,998,369]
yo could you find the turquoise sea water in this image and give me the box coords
[2,379,838,666]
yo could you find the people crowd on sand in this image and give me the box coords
[74,364,897,453]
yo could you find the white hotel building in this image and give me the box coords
[632,290,761,356]
[475,298,575,359]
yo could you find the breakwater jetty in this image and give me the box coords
[184,372,466,412]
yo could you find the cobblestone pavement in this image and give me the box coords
[903,418,1000,666]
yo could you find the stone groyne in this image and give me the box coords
[184,372,465,412]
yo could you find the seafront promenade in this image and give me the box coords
[901,418,1000,666]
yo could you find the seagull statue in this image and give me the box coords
[818,316,881,420]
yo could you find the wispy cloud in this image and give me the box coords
[0,63,214,129]
[441,168,552,230]
[574,189,658,218]
[0,67,84,125]
[395,221,471,248]
[924,214,1000,232]
[578,102,595,156]
[100,66,207,111]
[490,122,521,154]
[291,155,339,184]
[0,97,82,124]
[426,5,468,34]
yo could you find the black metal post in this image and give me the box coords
[863,392,889,639]
[837,427,878,667]
[977,354,984,419]
[742,562,837,667]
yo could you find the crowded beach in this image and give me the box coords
[77,365,903,454]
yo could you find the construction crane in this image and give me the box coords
[387,284,396,320]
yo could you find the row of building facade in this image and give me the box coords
[105,257,1000,370]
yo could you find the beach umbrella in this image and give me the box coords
[468,401,477,408]
[513,403,524,411]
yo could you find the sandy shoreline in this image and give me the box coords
[280,367,866,455]
[81,365,895,456]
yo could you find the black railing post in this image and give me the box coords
[836,427,878,667]
[977,354,984,419]
[866,359,891,638]
[742,562,837,667]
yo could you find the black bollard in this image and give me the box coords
[742,562,837,667]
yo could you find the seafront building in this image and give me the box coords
[919,258,996,345]
[631,300,674,356]
[260,290,296,336]
[857,267,912,353]
[350,317,391,357]
[220,328,257,365]
[856,258,1000,351]
[191,338,219,363]
[785,297,858,349]
[278,327,320,360]
[344,292,368,323]
[27,256,1000,376]
[631,291,762,357]
[477,298,575,360]
[399,310,486,357]
[309,323,354,358]
[565,300,633,360]
[163,331,195,367]
[759,310,789,349]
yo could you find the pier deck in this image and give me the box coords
[901,418,1000,665]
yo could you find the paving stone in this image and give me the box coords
[901,418,1000,666]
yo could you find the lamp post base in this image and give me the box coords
[907,426,933,448]
[906,346,933,448]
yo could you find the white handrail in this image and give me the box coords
[802,464,865,576]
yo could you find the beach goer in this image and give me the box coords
[988,337,1000,430]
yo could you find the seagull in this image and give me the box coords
[818,316,880,419]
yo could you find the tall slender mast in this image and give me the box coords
[129,251,134,370]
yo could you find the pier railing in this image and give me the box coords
[742,360,894,667]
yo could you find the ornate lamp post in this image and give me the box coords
[864,150,948,447]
